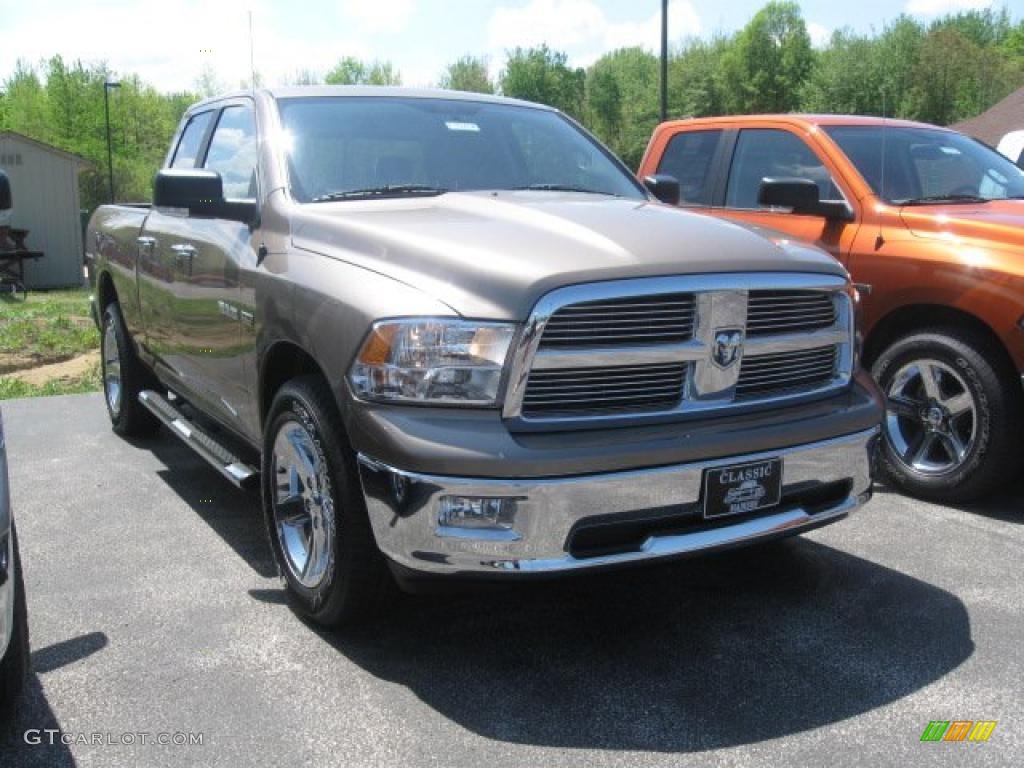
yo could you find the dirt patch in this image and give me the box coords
[7,350,100,386]
[0,352,56,375]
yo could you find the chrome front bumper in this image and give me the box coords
[357,427,879,576]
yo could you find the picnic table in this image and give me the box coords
[0,229,42,300]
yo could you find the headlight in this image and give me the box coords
[349,319,516,405]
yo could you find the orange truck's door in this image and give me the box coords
[707,127,860,266]
[652,125,861,267]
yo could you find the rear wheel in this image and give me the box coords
[872,328,1022,502]
[0,525,29,723]
[101,302,160,438]
[261,376,390,627]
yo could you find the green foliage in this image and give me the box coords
[1,57,194,211]
[667,36,731,119]
[325,58,402,85]
[0,363,100,400]
[585,48,660,169]
[720,1,814,114]
[0,289,99,360]
[500,46,586,118]
[439,56,494,93]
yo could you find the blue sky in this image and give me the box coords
[1,0,1017,92]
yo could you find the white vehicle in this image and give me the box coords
[0,408,28,720]
[996,130,1024,167]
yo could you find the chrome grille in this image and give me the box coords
[736,346,838,400]
[522,363,687,416]
[747,291,836,336]
[539,293,696,348]
[505,274,853,425]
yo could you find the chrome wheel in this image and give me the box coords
[885,359,977,476]
[271,419,334,589]
[102,317,122,416]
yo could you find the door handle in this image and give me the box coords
[171,244,197,261]
[170,243,197,277]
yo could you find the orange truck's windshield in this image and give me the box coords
[825,125,1024,205]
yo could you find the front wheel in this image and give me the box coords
[261,376,390,627]
[872,328,1022,502]
[100,303,160,438]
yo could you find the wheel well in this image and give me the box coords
[864,304,1016,376]
[97,271,117,311]
[259,342,332,426]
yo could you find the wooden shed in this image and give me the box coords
[0,131,91,289]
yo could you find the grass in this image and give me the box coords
[0,288,98,360]
[0,363,101,399]
[0,288,102,399]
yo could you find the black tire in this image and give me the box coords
[100,302,160,438]
[872,327,1022,502]
[0,525,29,724]
[261,376,390,628]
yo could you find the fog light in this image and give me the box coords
[439,496,518,530]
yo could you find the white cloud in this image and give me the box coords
[904,0,993,16]
[806,22,831,49]
[487,0,701,71]
[340,0,418,35]
[0,0,365,91]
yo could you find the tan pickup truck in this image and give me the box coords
[88,88,882,627]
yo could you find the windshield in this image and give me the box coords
[824,125,1024,204]
[276,96,646,203]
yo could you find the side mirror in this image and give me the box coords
[758,178,853,222]
[643,174,681,206]
[153,169,258,225]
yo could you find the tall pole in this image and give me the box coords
[103,81,120,204]
[660,0,668,122]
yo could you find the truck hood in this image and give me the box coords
[290,191,846,320]
[899,199,1024,250]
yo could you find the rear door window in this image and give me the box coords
[726,128,842,209]
[655,130,723,205]
[202,104,259,199]
[171,111,214,169]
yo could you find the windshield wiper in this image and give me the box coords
[510,184,614,195]
[311,184,448,202]
[897,194,990,206]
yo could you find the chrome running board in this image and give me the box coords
[138,390,258,490]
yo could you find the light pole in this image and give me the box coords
[104,81,121,204]
[660,0,668,122]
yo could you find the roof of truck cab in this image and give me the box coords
[656,114,951,132]
[189,86,555,112]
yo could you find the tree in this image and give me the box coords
[908,25,1019,125]
[800,29,887,115]
[325,58,401,85]
[500,46,585,118]
[720,1,814,113]
[668,36,731,119]
[288,69,322,86]
[195,64,227,98]
[872,16,925,118]
[585,48,659,169]
[439,56,494,93]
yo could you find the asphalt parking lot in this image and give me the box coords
[0,392,1021,767]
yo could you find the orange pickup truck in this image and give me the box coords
[639,115,1024,501]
